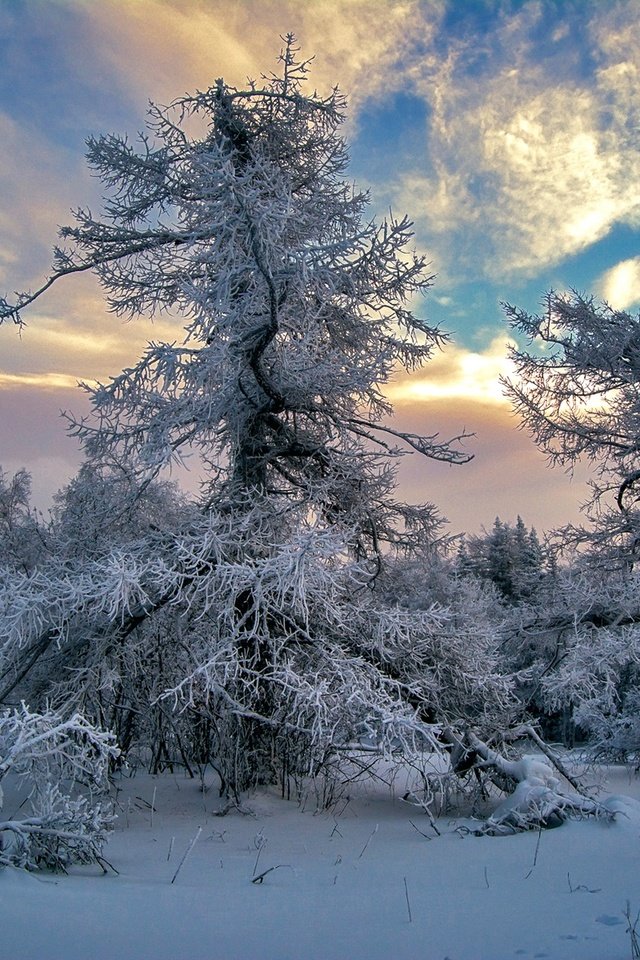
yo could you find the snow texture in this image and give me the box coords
[1,762,638,960]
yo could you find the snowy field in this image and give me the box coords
[2,760,640,960]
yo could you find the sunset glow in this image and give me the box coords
[1,0,639,533]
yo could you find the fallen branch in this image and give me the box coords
[514,725,591,799]
[466,730,614,835]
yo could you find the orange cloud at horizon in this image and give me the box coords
[0,369,589,538]
[0,268,588,537]
[388,335,516,407]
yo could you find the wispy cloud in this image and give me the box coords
[10,1,639,295]
[0,0,632,531]
[1,291,184,385]
[0,112,85,288]
[79,0,436,115]
[1,0,443,383]
[0,372,86,390]
[395,1,640,281]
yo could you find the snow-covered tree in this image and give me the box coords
[504,291,640,566]
[503,291,640,760]
[0,38,492,793]
[456,516,549,604]
[0,41,602,833]
[500,561,640,757]
[0,468,49,574]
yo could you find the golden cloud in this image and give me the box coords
[1,286,183,384]
[389,335,516,406]
[0,372,85,390]
[0,354,588,534]
[80,0,436,116]
[5,0,640,302]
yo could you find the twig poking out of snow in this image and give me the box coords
[358,823,378,859]
[567,872,601,894]
[252,832,267,876]
[401,792,441,835]
[624,901,640,959]
[408,818,433,841]
[403,877,412,923]
[170,827,202,884]
[524,825,543,879]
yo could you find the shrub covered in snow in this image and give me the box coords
[0,705,118,871]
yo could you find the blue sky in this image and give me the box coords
[1,0,639,533]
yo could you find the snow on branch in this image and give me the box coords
[463,729,613,835]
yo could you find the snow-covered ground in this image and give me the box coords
[2,760,639,960]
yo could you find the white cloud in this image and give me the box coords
[4,3,640,415]
[1,0,445,389]
[393,1,640,281]
[596,257,640,310]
